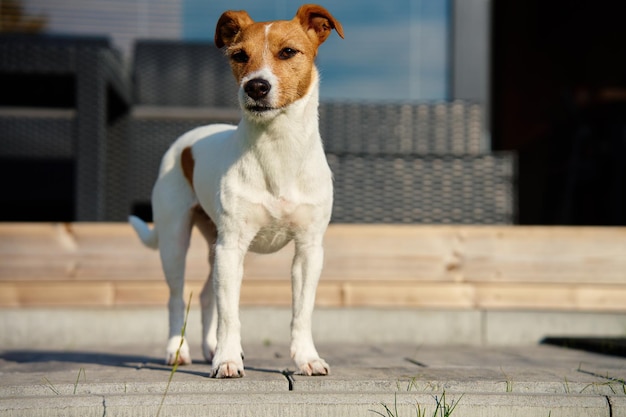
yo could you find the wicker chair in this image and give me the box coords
[0,34,131,221]
[319,101,484,154]
[318,101,516,224]
[327,152,516,224]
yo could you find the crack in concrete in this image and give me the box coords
[282,370,296,391]
[606,395,613,417]
[101,395,107,417]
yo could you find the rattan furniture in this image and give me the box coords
[0,34,131,220]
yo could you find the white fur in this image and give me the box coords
[129,63,332,377]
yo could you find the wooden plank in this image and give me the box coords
[0,222,194,281]
[4,223,626,284]
[0,279,625,311]
[113,281,169,306]
[474,283,626,312]
[0,223,79,280]
[0,281,114,307]
[322,225,457,282]
[460,227,626,284]
[340,281,475,308]
[321,225,626,284]
[0,283,19,307]
[2,223,626,311]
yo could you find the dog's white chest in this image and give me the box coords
[187,85,333,256]
[246,190,316,253]
[264,194,304,220]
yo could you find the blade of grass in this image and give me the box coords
[156,291,192,417]
[445,393,463,416]
[41,376,59,395]
[73,367,86,395]
[433,390,463,417]
[369,393,399,417]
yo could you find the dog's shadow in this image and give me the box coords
[0,350,288,379]
[1,350,159,366]
[0,349,213,378]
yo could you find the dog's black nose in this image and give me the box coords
[244,78,271,100]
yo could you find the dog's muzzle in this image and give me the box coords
[244,78,271,101]
[242,78,276,114]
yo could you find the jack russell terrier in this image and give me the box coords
[129,4,344,378]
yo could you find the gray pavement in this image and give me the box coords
[1,342,625,416]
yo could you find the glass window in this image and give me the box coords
[17,0,450,101]
[184,0,450,101]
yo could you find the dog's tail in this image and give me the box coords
[128,215,159,249]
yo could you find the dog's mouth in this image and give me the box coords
[244,103,282,117]
[247,105,274,113]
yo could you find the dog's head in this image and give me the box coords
[215,4,344,120]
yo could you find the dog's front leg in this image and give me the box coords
[210,240,247,378]
[290,235,330,376]
[199,261,217,363]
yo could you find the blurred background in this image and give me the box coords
[1,0,625,225]
[1,0,625,352]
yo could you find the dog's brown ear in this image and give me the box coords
[296,4,344,46]
[215,10,255,48]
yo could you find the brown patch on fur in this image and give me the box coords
[296,4,344,45]
[214,10,255,48]
[181,146,195,189]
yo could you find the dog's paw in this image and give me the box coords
[296,358,330,376]
[165,336,192,366]
[211,361,245,378]
[291,343,330,376]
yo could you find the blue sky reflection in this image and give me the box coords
[183,0,450,101]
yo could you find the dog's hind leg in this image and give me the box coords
[194,207,219,363]
[157,215,194,366]
[152,177,196,365]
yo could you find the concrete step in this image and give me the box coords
[2,307,626,348]
[1,343,624,417]
[2,392,615,417]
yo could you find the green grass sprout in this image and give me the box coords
[156,291,193,417]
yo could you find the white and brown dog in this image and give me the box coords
[129,4,343,378]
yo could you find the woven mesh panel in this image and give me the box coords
[74,48,104,220]
[0,112,74,158]
[319,101,483,154]
[103,114,129,221]
[0,44,75,74]
[327,153,516,224]
[0,38,131,221]
[133,40,239,108]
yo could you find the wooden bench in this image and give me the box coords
[1,223,625,311]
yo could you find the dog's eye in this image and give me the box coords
[278,48,299,60]
[231,50,249,63]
